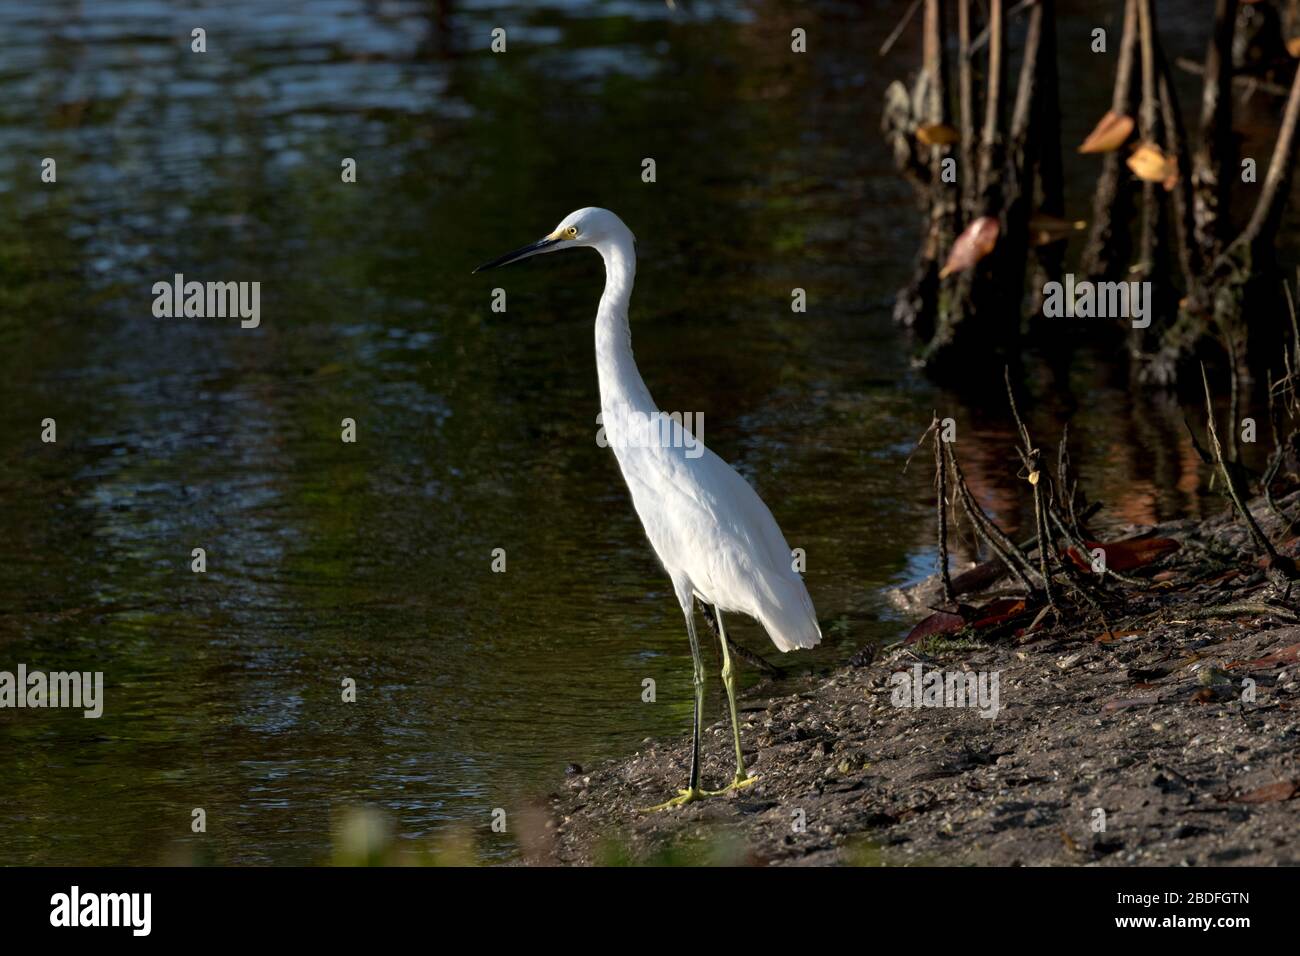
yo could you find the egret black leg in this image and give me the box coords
[685,606,705,791]
[640,602,708,811]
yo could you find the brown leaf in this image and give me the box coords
[903,596,1029,645]
[1127,142,1178,189]
[1078,111,1134,154]
[950,559,1007,596]
[939,216,999,279]
[969,598,1028,630]
[1230,642,1300,670]
[1066,535,1180,573]
[1288,36,1300,59]
[1027,212,1086,246]
[916,123,960,146]
[1102,693,1164,712]
[1095,628,1143,644]
[904,608,967,645]
[1201,568,1241,586]
[1231,780,1299,804]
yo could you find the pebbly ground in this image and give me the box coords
[545,496,1300,866]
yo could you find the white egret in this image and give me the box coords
[475,207,821,809]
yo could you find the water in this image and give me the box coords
[0,0,1275,864]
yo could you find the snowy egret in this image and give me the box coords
[475,207,821,809]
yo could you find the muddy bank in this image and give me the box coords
[547,495,1300,865]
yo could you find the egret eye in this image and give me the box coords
[565,226,579,239]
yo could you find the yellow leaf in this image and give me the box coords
[1127,143,1178,189]
[916,123,960,146]
[1028,212,1086,246]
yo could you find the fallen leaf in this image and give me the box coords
[916,123,960,146]
[1126,665,1172,682]
[904,596,1029,645]
[1230,780,1299,804]
[1201,569,1241,586]
[1078,111,1134,153]
[1028,212,1086,246]
[1095,628,1143,644]
[1066,535,1180,573]
[939,216,999,279]
[1024,604,1053,634]
[1102,693,1164,712]
[949,559,1007,596]
[1288,36,1300,58]
[904,608,968,645]
[1127,142,1178,189]
[1230,642,1300,670]
[970,598,1027,630]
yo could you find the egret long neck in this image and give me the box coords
[595,235,656,415]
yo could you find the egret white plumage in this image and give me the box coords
[475,207,821,809]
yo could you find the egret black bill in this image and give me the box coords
[473,236,560,273]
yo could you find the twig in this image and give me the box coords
[879,0,924,57]
[1200,363,1281,563]
[969,0,1036,55]
[1175,57,1292,98]
[696,601,782,677]
[1003,369,1056,608]
[935,426,955,604]
[1184,601,1300,623]
[944,442,1041,594]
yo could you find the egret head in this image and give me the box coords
[473,207,633,273]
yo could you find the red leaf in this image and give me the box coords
[939,217,999,279]
[1230,642,1300,670]
[1231,780,1299,804]
[1095,628,1144,644]
[969,598,1027,629]
[904,608,967,645]
[1078,111,1135,154]
[1066,535,1180,572]
[905,597,1030,645]
[949,559,1007,596]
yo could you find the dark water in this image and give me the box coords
[0,0,1284,864]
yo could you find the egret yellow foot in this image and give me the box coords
[705,773,758,797]
[640,787,706,812]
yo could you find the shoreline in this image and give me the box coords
[547,493,1300,865]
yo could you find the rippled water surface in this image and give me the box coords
[0,0,1274,863]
